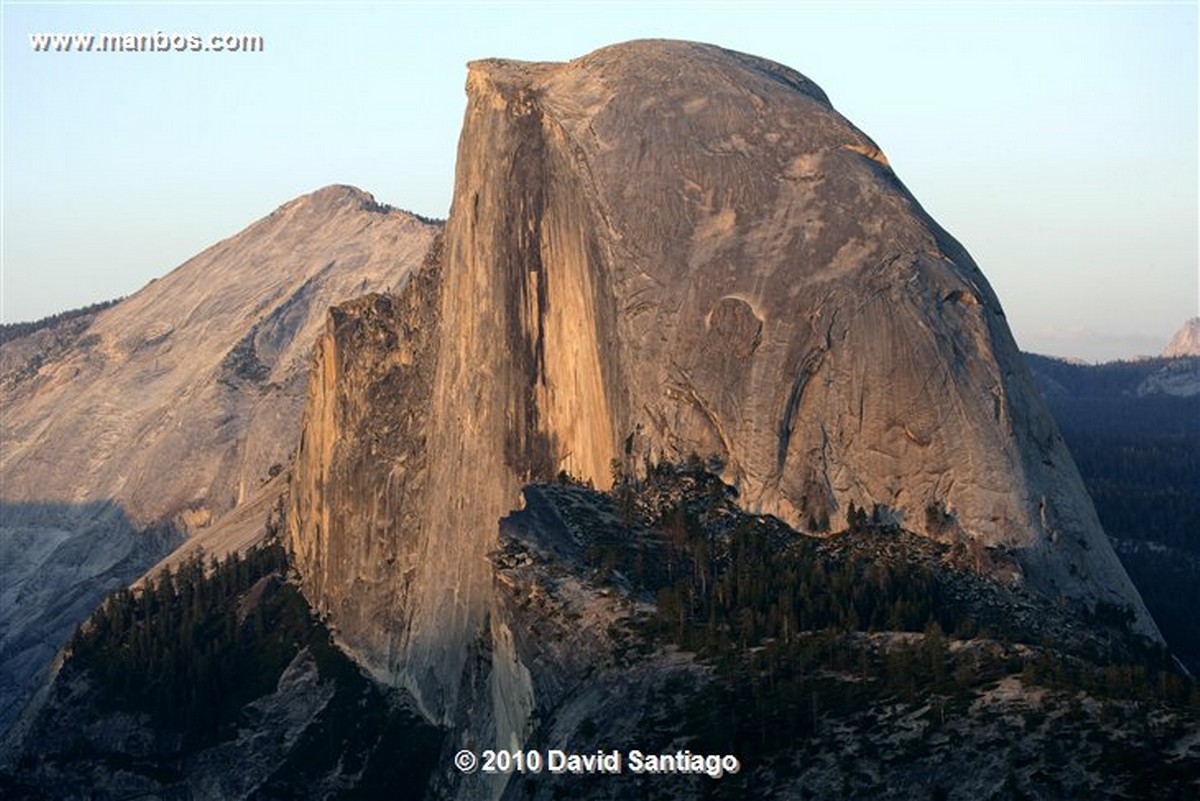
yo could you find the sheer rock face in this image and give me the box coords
[287,40,1159,726]
[0,186,438,733]
[288,249,444,694]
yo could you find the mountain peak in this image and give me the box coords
[279,184,387,216]
[0,182,440,734]
[1162,317,1200,357]
[276,184,444,227]
[467,38,831,110]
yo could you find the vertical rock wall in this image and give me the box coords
[287,41,1161,739]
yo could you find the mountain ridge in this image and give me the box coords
[0,184,439,735]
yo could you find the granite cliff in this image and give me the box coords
[286,37,1160,752]
[1,40,1184,801]
[0,186,438,733]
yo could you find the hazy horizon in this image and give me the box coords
[3,2,1196,363]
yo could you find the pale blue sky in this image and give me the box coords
[2,1,1196,361]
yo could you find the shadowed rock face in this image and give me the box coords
[0,185,439,734]
[287,40,1160,728]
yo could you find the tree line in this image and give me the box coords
[67,542,297,746]
[0,297,122,345]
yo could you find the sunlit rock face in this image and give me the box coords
[288,246,445,698]
[1161,317,1200,358]
[0,185,438,734]
[287,39,1160,727]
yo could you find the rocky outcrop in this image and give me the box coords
[0,186,439,734]
[1162,317,1200,357]
[286,39,1159,741]
[1148,319,1200,397]
[456,481,1192,801]
[289,239,444,693]
[1138,358,1200,397]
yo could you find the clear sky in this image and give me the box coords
[2,1,1196,362]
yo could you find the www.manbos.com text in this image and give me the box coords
[29,31,264,54]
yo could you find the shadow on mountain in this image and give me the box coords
[0,538,443,800]
[1024,353,1200,673]
[0,500,182,736]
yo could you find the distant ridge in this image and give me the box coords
[1162,317,1200,357]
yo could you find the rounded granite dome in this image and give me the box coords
[289,38,1162,729]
